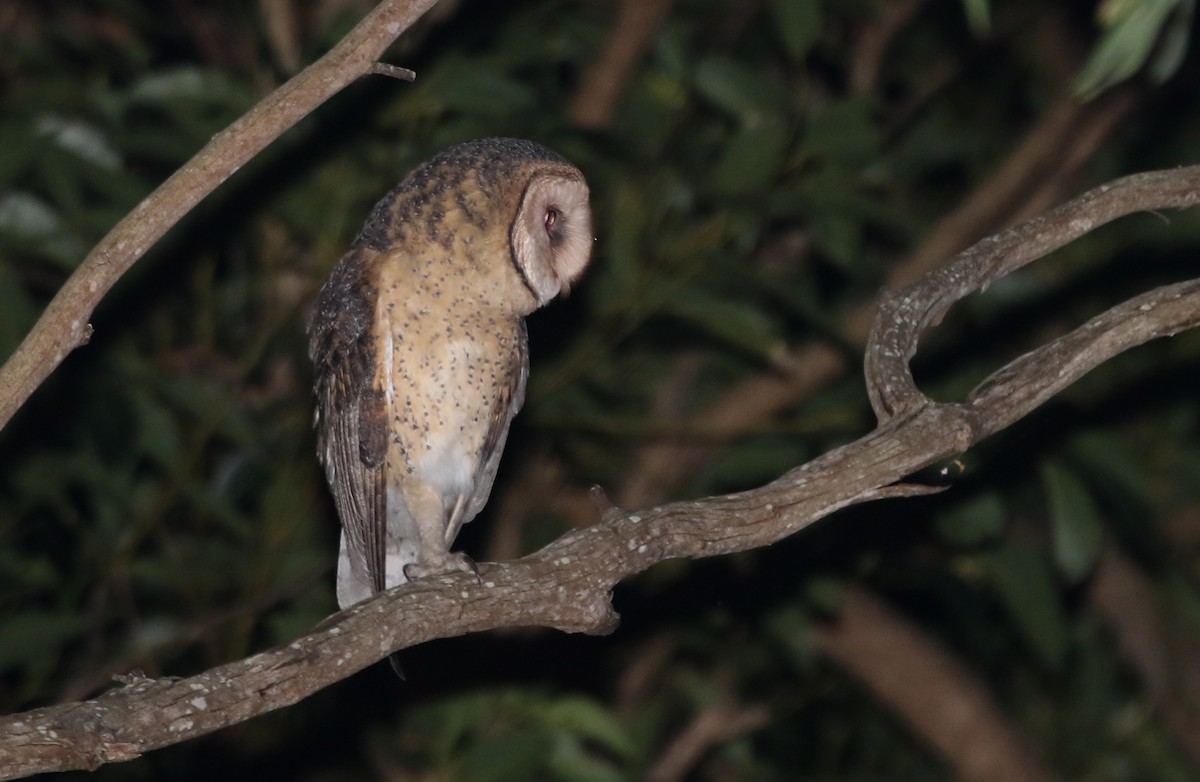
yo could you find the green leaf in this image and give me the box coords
[547,734,627,782]
[768,0,821,60]
[131,392,184,472]
[1165,570,1200,631]
[0,262,37,357]
[1074,0,1185,99]
[34,114,121,170]
[808,210,862,271]
[0,547,58,591]
[764,605,818,670]
[0,612,90,671]
[1146,0,1194,83]
[1065,432,1152,505]
[961,0,992,35]
[935,491,1005,546]
[659,288,781,361]
[456,726,553,782]
[709,118,789,194]
[423,58,537,117]
[982,545,1067,669]
[128,66,248,107]
[802,99,880,167]
[693,56,790,123]
[1042,461,1105,584]
[602,179,650,296]
[804,577,844,617]
[0,190,86,268]
[537,696,635,758]
[700,434,811,492]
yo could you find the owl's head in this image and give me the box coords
[507,150,592,307]
[363,138,592,314]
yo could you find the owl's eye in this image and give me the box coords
[544,207,561,239]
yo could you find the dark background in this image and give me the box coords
[2,0,1200,779]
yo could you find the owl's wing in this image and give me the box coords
[456,319,529,539]
[308,247,388,601]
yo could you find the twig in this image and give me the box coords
[369,61,417,81]
[0,0,442,432]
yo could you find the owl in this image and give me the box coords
[308,138,592,609]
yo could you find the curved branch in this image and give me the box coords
[867,164,1200,421]
[613,91,1138,507]
[0,0,443,431]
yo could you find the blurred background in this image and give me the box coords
[3,0,1200,779]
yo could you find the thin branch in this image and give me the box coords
[616,344,845,507]
[648,697,770,782]
[0,0,443,432]
[880,89,1138,295]
[568,0,676,129]
[1090,544,1200,767]
[814,586,1055,782]
[849,0,929,95]
[965,278,1200,432]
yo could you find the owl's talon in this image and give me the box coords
[404,552,478,581]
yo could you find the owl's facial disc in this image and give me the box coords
[511,172,592,307]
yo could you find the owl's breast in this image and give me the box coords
[382,304,523,501]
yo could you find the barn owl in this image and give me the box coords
[309,138,592,609]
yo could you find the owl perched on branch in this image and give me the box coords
[309,138,593,609]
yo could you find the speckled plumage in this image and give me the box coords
[309,138,592,609]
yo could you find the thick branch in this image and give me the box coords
[2,161,1198,780]
[0,405,952,779]
[0,0,442,431]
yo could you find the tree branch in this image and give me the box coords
[568,0,676,129]
[814,585,1056,782]
[615,89,1138,507]
[867,165,1200,422]
[0,0,443,432]
[2,164,1198,777]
